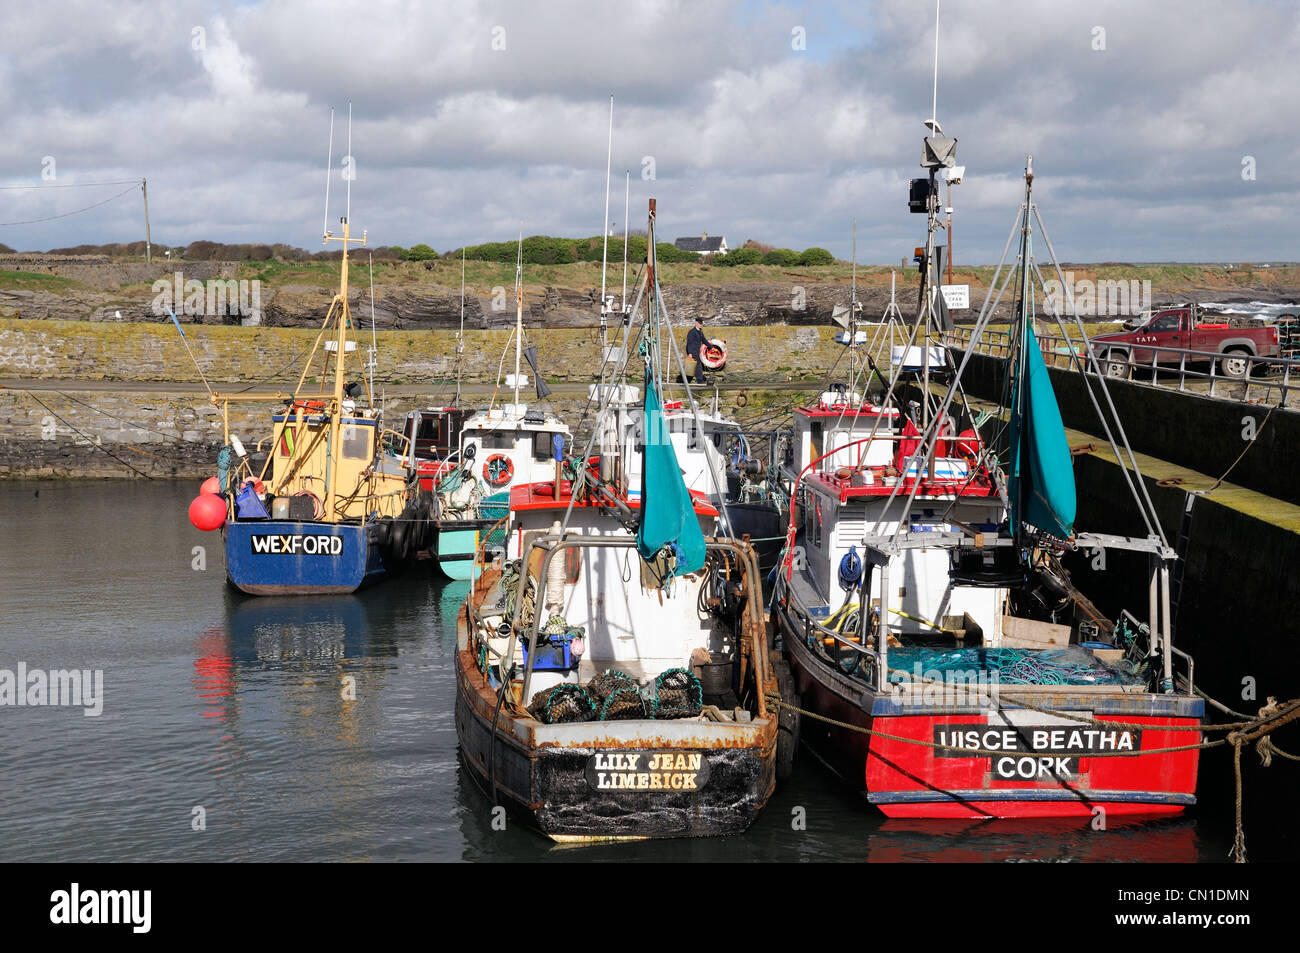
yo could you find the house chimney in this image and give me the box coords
[701,232,708,242]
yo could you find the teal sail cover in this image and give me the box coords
[635,373,707,575]
[1008,325,1076,538]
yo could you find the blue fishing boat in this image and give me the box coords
[189,212,427,595]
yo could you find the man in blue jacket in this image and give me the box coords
[685,317,708,384]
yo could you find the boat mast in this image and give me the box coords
[600,95,614,344]
[621,169,630,314]
[850,217,859,392]
[513,225,524,407]
[1011,156,1036,542]
[319,105,366,523]
[456,246,465,406]
[917,0,947,438]
[322,216,364,522]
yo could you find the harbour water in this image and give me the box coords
[0,479,1250,862]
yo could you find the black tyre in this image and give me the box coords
[773,656,800,781]
[1103,350,1131,380]
[1220,348,1250,379]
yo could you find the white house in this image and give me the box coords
[673,232,728,256]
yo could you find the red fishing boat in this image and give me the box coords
[770,140,1202,819]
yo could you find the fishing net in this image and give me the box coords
[500,560,537,629]
[479,494,510,549]
[651,668,703,719]
[587,669,647,721]
[886,646,1145,687]
[543,615,573,636]
[528,683,596,724]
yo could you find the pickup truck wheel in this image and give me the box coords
[1220,349,1250,380]
[1103,351,1131,380]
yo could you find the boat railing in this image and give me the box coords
[778,572,881,683]
[379,428,412,466]
[945,324,1300,407]
[1117,608,1196,695]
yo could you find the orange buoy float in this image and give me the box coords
[483,453,514,487]
[201,476,221,495]
[189,493,227,531]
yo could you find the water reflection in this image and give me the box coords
[0,479,1250,862]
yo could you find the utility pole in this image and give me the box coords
[141,178,152,263]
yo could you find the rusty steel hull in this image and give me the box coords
[454,643,777,841]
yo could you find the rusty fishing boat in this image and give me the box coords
[454,200,777,841]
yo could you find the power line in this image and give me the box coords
[0,183,139,226]
[0,179,140,191]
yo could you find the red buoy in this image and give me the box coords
[189,493,227,531]
[201,476,221,495]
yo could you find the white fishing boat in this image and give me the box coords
[454,199,778,840]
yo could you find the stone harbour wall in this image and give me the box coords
[0,317,873,386]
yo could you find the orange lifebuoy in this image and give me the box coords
[700,339,727,370]
[483,453,515,487]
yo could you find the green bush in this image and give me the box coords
[762,248,799,266]
[798,246,835,266]
[716,247,762,266]
[404,243,439,261]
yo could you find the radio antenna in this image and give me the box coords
[346,101,353,224]
[931,0,941,131]
[322,107,335,241]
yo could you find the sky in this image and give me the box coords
[0,0,1296,264]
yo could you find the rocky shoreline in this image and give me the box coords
[1,254,1296,330]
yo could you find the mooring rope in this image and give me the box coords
[763,685,1297,863]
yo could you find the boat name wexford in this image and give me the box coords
[250,534,344,556]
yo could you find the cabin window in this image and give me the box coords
[278,424,297,457]
[810,422,823,462]
[342,423,371,460]
[533,432,558,462]
[478,432,518,452]
[409,416,444,457]
[685,421,702,451]
[1148,312,1181,332]
[418,416,443,443]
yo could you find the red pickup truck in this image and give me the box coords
[1089,306,1281,379]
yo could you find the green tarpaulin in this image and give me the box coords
[1009,324,1076,539]
[635,373,706,575]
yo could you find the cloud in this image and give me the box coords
[0,0,1295,263]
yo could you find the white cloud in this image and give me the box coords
[0,0,1296,262]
